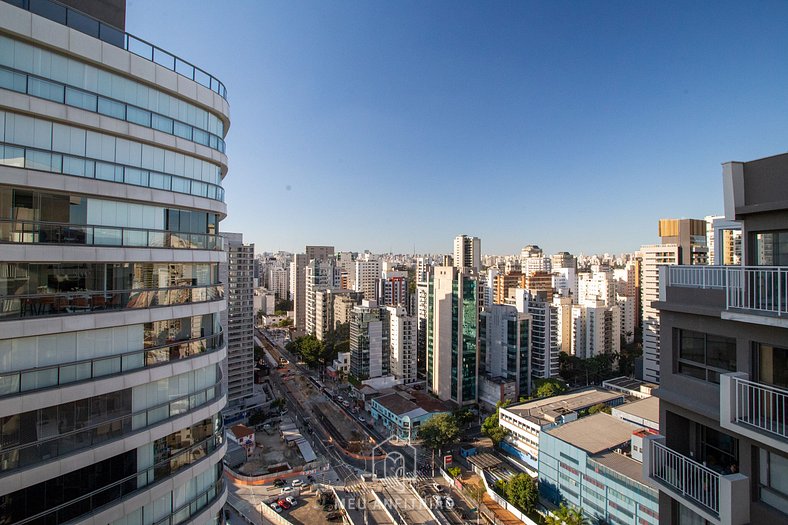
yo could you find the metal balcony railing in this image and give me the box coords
[665,265,788,316]
[732,375,787,440]
[3,0,227,99]
[649,439,720,515]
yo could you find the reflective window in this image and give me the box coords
[0,34,226,137]
[1,110,223,186]
[675,329,736,383]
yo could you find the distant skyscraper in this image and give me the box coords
[513,289,559,380]
[453,234,481,272]
[222,233,255,405]
[427,266,479,405]
[292,245,334,334]
[354,253,381,301]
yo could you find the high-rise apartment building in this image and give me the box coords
[222,232,254,405]
[354,253,381,301]
[387,305,417,384]
[512,289,559,379]
[479,303,531,399]
[641,219,707,383]
[453,234,481,272]
[304,258,336,336]
[427,266,479,405]
[376,269,408,306]
[643,154,788,525]
[0,1,229,521]
[292,245,334,334]
[349,299,389,380]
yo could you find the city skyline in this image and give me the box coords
[127,0,788,254]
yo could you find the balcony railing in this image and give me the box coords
[0,283,224,320]
[649,439,720,515]
[0,219,225,251]
[665,265,788,316]
[3,0,228,99]
[732,375,787,440]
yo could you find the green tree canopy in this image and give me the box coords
[544,503,587,525]
[418,413,460,452]
[481,411,508,445]
[504,474,538,514]
[448,466,461,478]
[588,403,611,415]
[534,378,568,398]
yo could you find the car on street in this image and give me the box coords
[273,478,286,487]
[291,478,303,487]
[342,400,350,408]
[432,483,443,492]
[443,496,454,508]
[285,496,298,506]
[280,487,293,494]
[358,416,365,423]
[270,503,282,513]
[336,395,343,401]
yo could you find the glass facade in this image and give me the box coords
[461,277,477,402]
[0,35,226,138]
[0,111,224,201]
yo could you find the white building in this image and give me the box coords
[640,244,679,383]
[583,301,621,358]
[480,304,532,399]
[512,289,559,379]
[453,234,481,272]
[387,305,418,384]
[354,254,382,302]
[305,258,337,337]
[349,299,389,380]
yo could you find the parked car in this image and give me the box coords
[280,487,293,494]
[277,499,291,510]
[432,483,443,492]
[336,395,343,401]
[358,416,366,423]
[443,496,454,508]
[270,503,282,513]
[342,400,350,408]
[285,496,298,506]
[273,478,286,487]
[291,479,303,487]
[326,511,342,521]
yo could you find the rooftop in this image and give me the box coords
[501,388,624,426]
[375,392,420,416]
[602,376,658,394]
[592,450,651,486]
[546,413,641,454]
[613,396,660,424]
[468,453,504,470]
[230,424,254,439]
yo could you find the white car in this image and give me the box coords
[342,400,350,408]
[443,496,454,508]
[270,503,282,513]
[358,416,366,423]
[280,487,294,494]
[285,496,298,506]
[432,483,443,492]
[291,479,303,487]
[336,395,344,401]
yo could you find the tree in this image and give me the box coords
[534,378,568,398]
[418,413,460,453]
[504,474,538,514]
[588,403,611,415]
[248,410,266,426]
[544,503,587,525]
[481,411,508,445]
[448,466,461,478]
[275,298,293,312]
[453,408,475,428]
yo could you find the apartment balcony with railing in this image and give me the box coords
[661,265,788,323]
[720,372,787,451]
[643,434,749,525]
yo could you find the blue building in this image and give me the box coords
[370,391,449,440]
[538,413,660,525]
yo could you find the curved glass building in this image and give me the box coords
[0,1,230,523]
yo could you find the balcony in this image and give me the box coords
[721,372,787,450]
[643,434,749,525]
[663,265,788,322]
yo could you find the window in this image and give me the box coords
[753,231,788,266]
[754,344,788,388]
[759,449,788,514]
[676,329,736,383]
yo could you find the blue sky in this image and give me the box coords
[128,0,788,255]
